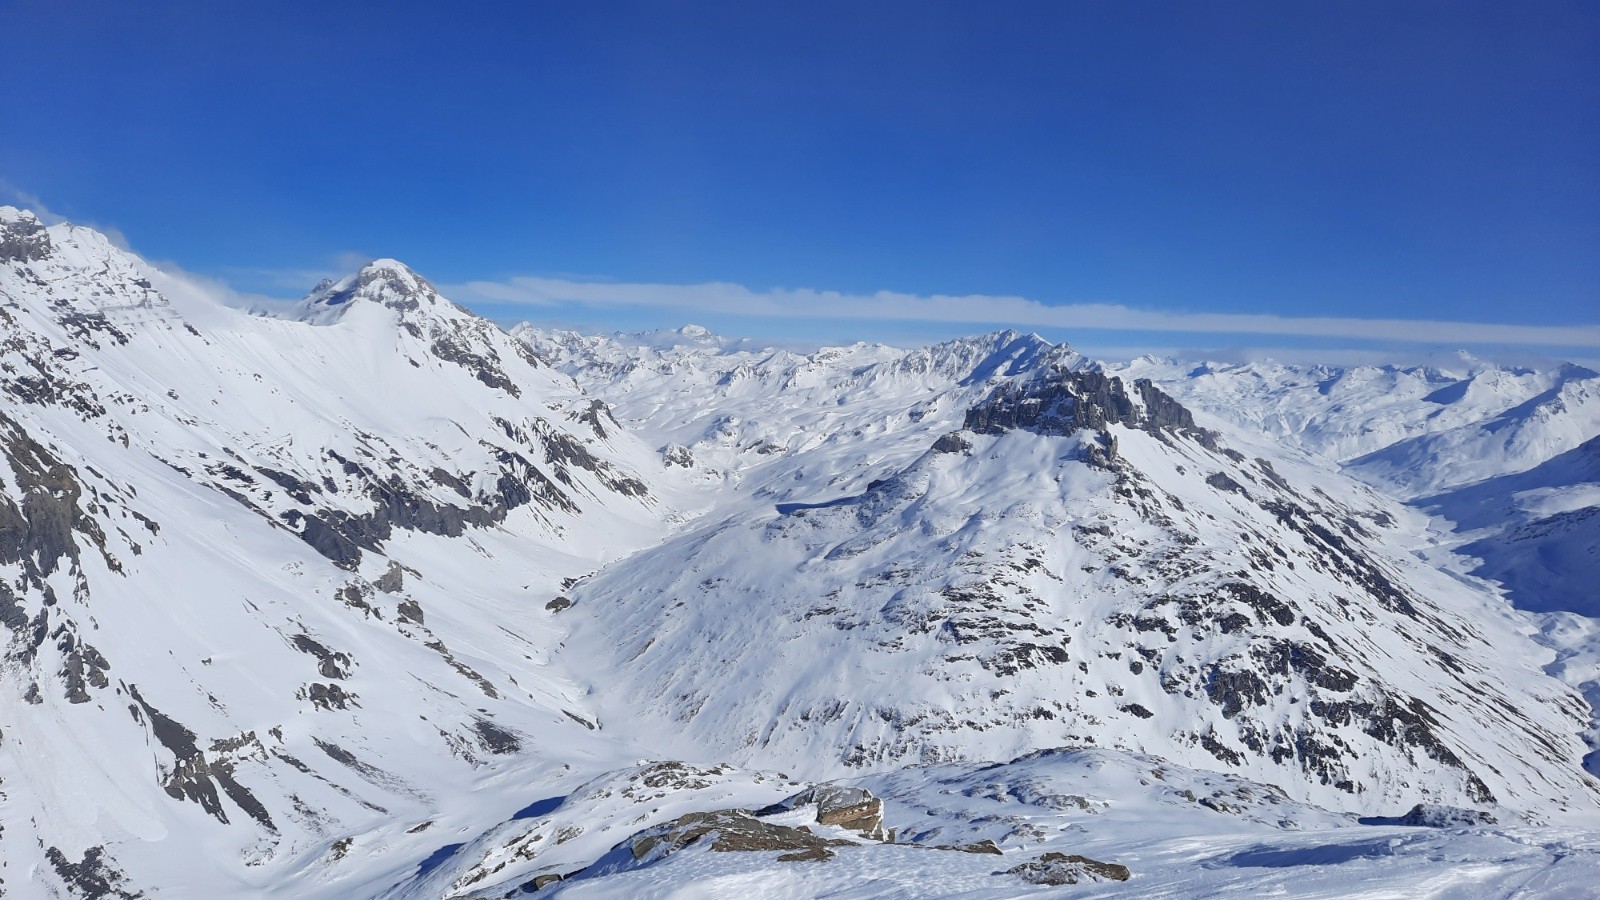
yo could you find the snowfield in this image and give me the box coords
[3,205,1600,898]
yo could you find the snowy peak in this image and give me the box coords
[1,209,686,897]
[285,258,558,398]
[289,258,460,326]
[0,208,191,358]
[894,329,1070,385]
[9,206,1600,896]
[963,366,1206,446]
[0,205,52,262]
[1118,354,1600,488]
[559,360,1600,815]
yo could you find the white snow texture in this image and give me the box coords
[3,205,1600,898]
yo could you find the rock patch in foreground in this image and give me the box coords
[630,809,854,863]
[1398,803,1497,828]
[1004,852,1131,885]
[761,785,892,841]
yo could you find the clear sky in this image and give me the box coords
[3,1,1597,361]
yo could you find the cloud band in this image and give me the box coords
[445,275,1600,348]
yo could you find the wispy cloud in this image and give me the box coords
[444,275,1600,349]
[141,259,297,314]
[0,178,64,224]
[215,251,372,295]
[7,179,1593,357]
[0,178,135,249]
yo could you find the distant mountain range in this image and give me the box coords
[4,205,1599,897]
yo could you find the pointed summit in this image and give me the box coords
[288,258,461,325]
[0,206,53,263]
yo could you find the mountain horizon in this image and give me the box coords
[3,204,1599,897]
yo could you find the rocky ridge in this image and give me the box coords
[0,207,672,897]
[4,205,1600,898]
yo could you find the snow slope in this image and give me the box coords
[549,355,1599,818]
[0,207,679,897]
[1112,352,1600,778]
[1422,435,1600,615]
[515,324,1071,507]
[1116,354,1600,496]
[5,202,1600,898]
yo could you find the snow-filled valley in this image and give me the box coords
[5,204,1600,898]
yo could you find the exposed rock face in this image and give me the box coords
[574,399,615,438]
[0,412,110,581]
[941,839,1003,855]
[0,208,52,262]
[302,682,359,711]
[397,597,426,624]
[963,367,1208,444]
[562,342,1595,818]
[290,634,353,680]
[373,561,406,593]
[628,809,854,863]
[1004,852,1131,885]
[471,719,522,755]
[267,434,602,570]
[44,844,144,900]
[0,412,125,707]
[58,633,112,703]
[761,785,890,841]
[1396,803,1498,828]
[127,686,274,830]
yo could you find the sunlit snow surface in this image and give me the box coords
[541,828,1600,900]
[3,205,1600,897]
[1115,354,1600,778]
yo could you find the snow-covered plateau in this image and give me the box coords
[3,205,1600,897]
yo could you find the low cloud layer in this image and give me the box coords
[446,275,1600,349]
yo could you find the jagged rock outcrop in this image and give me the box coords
[1396,803,1498,828]
[0,209,673,898]
[557,338,1600,818]
[629,809,855,863]
[1004,852,1130,885]
[963,365,1212,448]
[0,208,53,262]
[5,203,1600,898]
[760,785,891,841]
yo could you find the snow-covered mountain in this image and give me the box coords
[1419,435,1600,615]
[1111,354,1600,715]
[518,327,1599,816]
[1115,354,1600,496]
[513,324,1071,502]
[7,204,1600,898]
[0,207,679,897]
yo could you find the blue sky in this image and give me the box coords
[2,1,1597,361]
